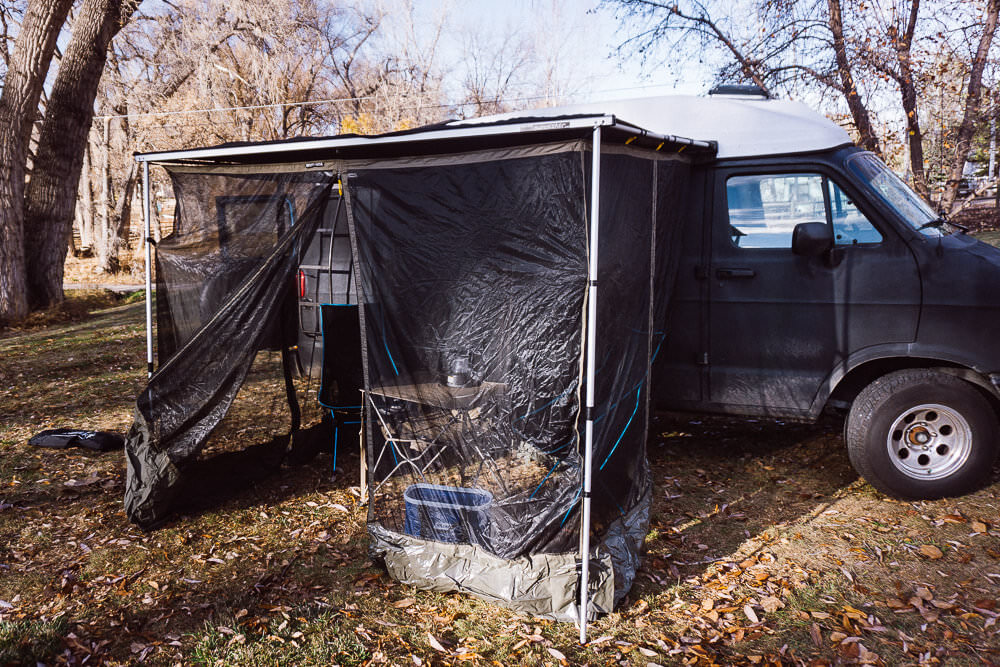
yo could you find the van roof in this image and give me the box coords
[453,95,853,159]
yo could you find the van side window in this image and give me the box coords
[726,173,882,248]
[827,180,883,245]
[726,174,825,248]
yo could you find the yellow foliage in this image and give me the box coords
[340,114,378,135]
[340,114,420,135]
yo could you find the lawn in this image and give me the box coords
[974,229,1000,247]
[2,294,1000,665]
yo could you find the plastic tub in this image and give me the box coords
[403,483,492,545]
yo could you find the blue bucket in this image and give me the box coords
[403,483,492,545]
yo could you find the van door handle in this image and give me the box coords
[715,267,756,279]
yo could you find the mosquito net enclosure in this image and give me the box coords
[128,117,704,627]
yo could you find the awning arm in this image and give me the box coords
[142,161,153,377]
[579,123,601,644]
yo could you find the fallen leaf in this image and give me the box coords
[64,474,101,488]
[427,633,448,653]
[394,598,416,609]
[830,631,847,642]
[919,608,940,623]
[919,545,943,560]
[744,605,759,624]
[546,647,567,663]
[972,521,988,534]
[760,596,783,613]
[810,622,822,647]
[857,642,880,663]
[701,598,714,611]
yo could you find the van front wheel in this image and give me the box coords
[845,369,999,499]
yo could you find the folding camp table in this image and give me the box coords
[366,381,508,489]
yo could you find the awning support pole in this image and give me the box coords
[142,160,154,377]
[579,124,601,645]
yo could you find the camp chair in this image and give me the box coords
[318,303,364,476]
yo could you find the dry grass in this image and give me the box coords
[2,298,1000,666]
[62,252,146,288]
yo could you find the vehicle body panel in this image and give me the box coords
[654,145,1000,420]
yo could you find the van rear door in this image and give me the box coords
[706,165,920,416]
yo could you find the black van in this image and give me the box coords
[654,129,999,500]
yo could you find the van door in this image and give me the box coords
[707,167,920,415]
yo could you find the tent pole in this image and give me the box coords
[142,160,154,378]
[579,124,601,645]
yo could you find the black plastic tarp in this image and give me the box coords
[348,145,588,561]
[125,168,334,526]
[344,141,692,619]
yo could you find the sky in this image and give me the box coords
[399,0,712,105]
[9,0,717,117]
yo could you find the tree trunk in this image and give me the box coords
[895,0,929,198]
[0,0,73,320]
[942,0,1000,213]
[78,142,96,253]
[23,0,136,310]
[827,0,880,154]
[103,161,137,273]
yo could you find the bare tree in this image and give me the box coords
[607,0,1000,211]
[939,0,1000,211]
[528,0,592,107]
[458,25,534,117]
[76,140,97,252]
[23,0,139,309]
[0,1,24,81]
[0,0,72,320]
[827,0,880,153]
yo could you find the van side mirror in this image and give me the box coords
[792,222,834,257]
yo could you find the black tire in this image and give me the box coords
[845,369,999,499]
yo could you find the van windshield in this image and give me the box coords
[845,152,949,237]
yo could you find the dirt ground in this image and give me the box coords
[2,295,1000,666]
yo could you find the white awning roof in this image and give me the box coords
[135,114,713,164]
[454,95,853,159]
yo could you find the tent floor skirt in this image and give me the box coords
[369,523,614,623]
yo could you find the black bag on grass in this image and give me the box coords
[29,429,125,452]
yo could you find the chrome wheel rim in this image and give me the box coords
[886,403,972,481]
